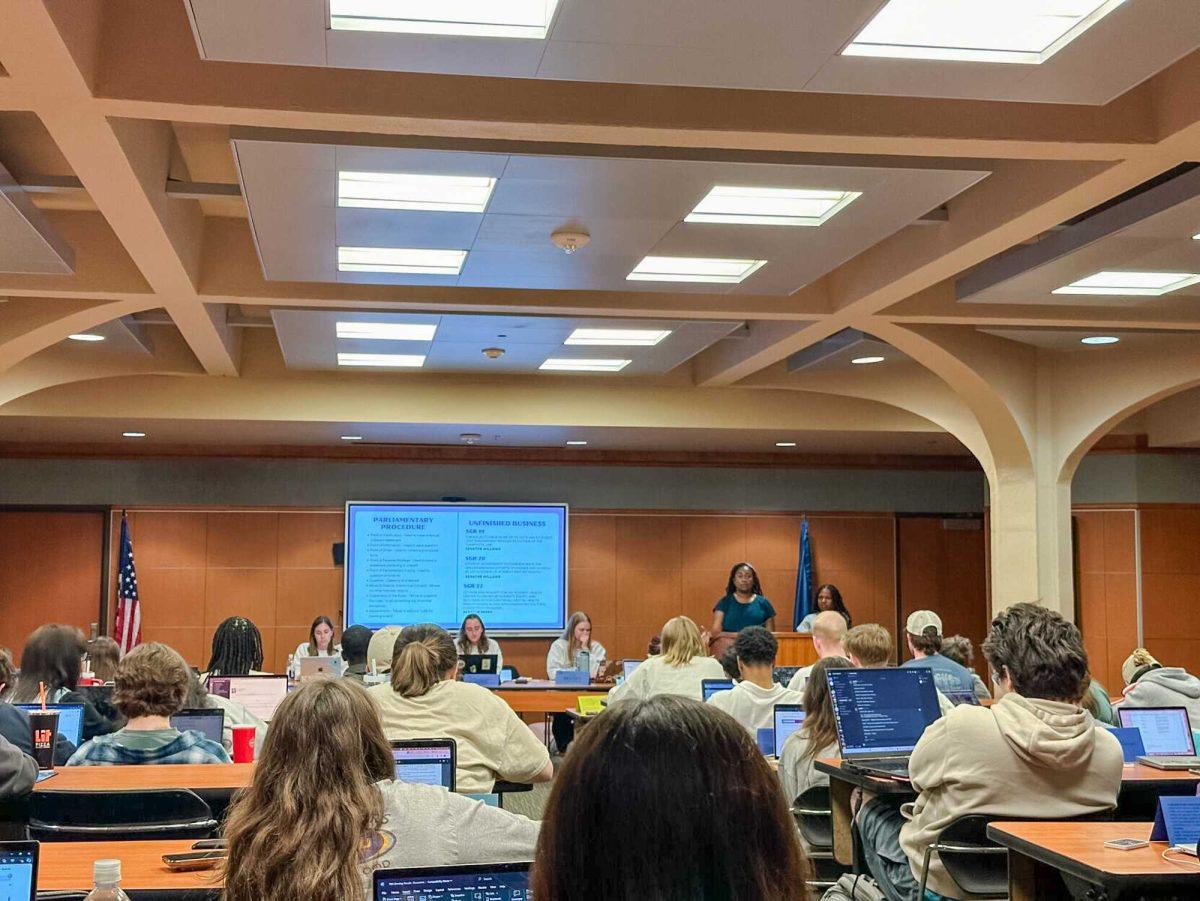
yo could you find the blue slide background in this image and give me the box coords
[345,503,568,633]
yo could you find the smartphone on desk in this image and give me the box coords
[163,850,227,871]
[1103,838,1148,851]
[191,839,226,850]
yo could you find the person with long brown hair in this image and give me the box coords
[367,624,552,794]
[223,679,539,901]
[545,611,606,679]
[778,655,853,805]
[85,636,121,683]
[532,696,809,899]
[456,614,504,673]
[12,624,119,740]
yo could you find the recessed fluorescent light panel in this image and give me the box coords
[122,431,146,438]
[564,328,671,347]
[627,256,767,284]
[686,186,861,226]
[336,322,438,341]
[337,172,496,213]
[566,440,588,446]
[330,0,562,39]
[1052,271,1200,296]
[1081,336,1120,345]
[338,247,466,275]
[337,353,427,367]
[539,359,631,372]
[843,0,1126,65]
[341,435,364,441]
[776,442,797,448]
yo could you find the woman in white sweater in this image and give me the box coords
[609,616,725,704]
[456,614,504,674]
[546,612,607,679]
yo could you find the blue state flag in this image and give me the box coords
[793,516,814,631]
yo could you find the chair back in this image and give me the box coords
[792,785,833,851]
[29,788,217,842]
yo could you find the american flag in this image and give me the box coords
[114,512,142,654]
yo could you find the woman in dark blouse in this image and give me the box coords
[710,563,776,659]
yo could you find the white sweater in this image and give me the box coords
[608,655,726,704]
[707,680,803,736]
[546,638,607,679]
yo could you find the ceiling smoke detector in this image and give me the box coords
[482,347,506,359]
[459,432,482,445]
[551,226,590,255]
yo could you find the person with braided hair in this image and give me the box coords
[205,617,268,677]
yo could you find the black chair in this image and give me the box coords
[917,810,1116,899]
[792,786,848,893]
[29,788,218,842]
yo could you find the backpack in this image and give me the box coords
[819,874,889,901]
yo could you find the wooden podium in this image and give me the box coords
[710,631,817,666]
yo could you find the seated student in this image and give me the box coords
[84,636,121,683]
[779,656,853,807]
[456,614,504,673]
[367,625,404,674]
[532,696,809,897]
[222,679,539,901]
[647,633,662,656]
[368,624,552,794]
[11,624,119,740]
[720,646,741,681]
[0,651,74,763]
[0,732,35,800]
[204,617,269,678]
[609,616,724,704]
[796,583,852,633]
[340,624,374,684]
[1080,674,1118,727]
[843,623,893,668]
[547,612,607,680]
[707,627,802,735]
[184,671,267,759]
[899,610,975,695]
[68,643,230,766]
[288,616,341,677]
[940,635,993,701]
[787,611,848,693]
[1115,648,1200,726]
[857,603,1123,901]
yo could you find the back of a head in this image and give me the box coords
[532,696,808,900]
[206,617,263,677]
[940,635,974,669]
[390,624,458,697]
[86,636,122,682]
[843,623,893,667]
[732,626,777,669]
[720,647,740,680]
[340,625,374,665]
[1121,647,1160,687]
[14,624,85,701]
[982,602,1087,703]
[659,616,705,667]
[906,609,943,656]
[114,642,189,719]
[367,625,404,672]
[0,648,14,697]
[222,679,394,901]
[812,610,848,645]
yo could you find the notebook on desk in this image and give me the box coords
[374,862,530,901]
[14,703,84,748]
[828,667,942,780]
[1117,706,1200,769]
[0,841,37,901]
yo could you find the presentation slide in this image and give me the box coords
[344,502,568,634]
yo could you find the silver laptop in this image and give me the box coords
[1117,706,1200,769]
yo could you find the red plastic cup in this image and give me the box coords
[231,725,256,763]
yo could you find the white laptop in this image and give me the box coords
[1117,706,1200,770]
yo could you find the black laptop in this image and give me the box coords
[827,667,942,779]
[460,654,499,675]
[374,862,530,900]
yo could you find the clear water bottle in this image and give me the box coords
[85,859,131,900]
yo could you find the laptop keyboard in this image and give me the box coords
[1145,756,1200,767]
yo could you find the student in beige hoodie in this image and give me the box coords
[856,603,1123,901]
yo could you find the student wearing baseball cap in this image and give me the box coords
[900,610,975,695]
[1115,647,1200,727]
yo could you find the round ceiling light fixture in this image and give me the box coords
[482,347,506,359]
[551,225,591,255]
[459,433,482,445]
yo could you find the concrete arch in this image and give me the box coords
[0,297,160,376]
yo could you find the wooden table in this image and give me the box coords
[494,681,609,715]
[34,764,255,793]
[815,758,1200,868]
[39,839,220,895]
[989,821,1200,900]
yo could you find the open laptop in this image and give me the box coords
[460,654,499,675]
[374,862,530,901]
[207,675,289,721]
[702,678,734,702]
[170,708,225,745]
[15,703,84,748]
[827,667,943,779]
[1117,706,1200,769]
[0,841,37,901]
[622,659,643,679]
[942,689,981,707]
[390,739,456,791]
[299,655,345,680]
[773,704,807,757]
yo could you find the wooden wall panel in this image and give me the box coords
[898,517,988,667]
[0,511,103,661]
[1140,507,1200,676]
[1073,509,1139,692]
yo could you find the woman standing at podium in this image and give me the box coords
[710,563,776,663]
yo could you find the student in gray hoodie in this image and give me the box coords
[856,603,1123,901]
[1115,648,1200,728]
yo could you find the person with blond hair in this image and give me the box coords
[546,611,607,679]
[608,616,725,703]
[68,643,229,766]
[223,679,539,901]
[1115,647,1200,725]
[843,623,894,668]
[367,624,551,794]
[787,610,849,693]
